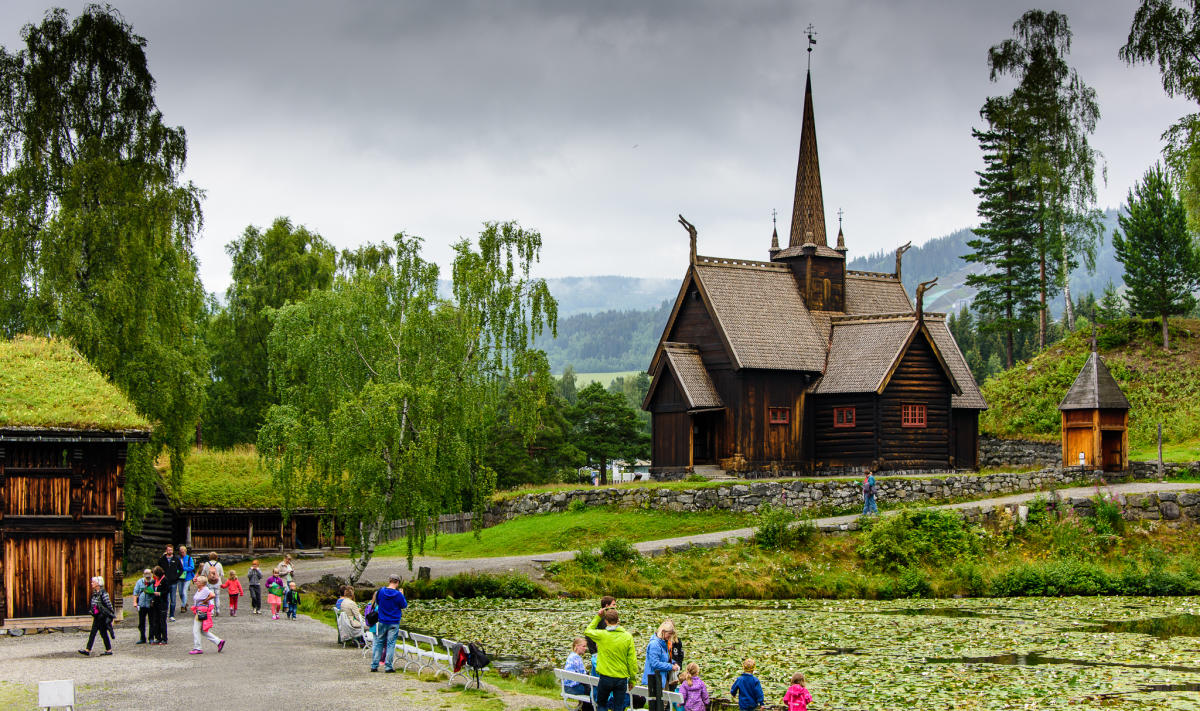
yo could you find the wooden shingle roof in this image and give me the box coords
[661,343,723,409]
[812,315,917,394]
[1058,352,1130,410]
[772,244,845,260]
[845,272,912,314]
[788,71,827,248]
[692,257,828,371]
[927,316,988,410]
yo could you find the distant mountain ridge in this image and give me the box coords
[538,210,1131,373]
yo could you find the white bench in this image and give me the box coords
[395,629,424,672]
[554,668,598,709]
[439,637,473,686]
[409,631,458,682]
[631,684,684,707]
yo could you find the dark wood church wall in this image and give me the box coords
[783,255,844,312]
[951,409,979,469]
[648,368,690,468]
[668,288,731,370]
[812,393,877,467]
[730,370,808,465]
[878,337,952,469]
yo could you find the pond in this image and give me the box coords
[404,596,1200,710]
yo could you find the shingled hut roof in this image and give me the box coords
[1058,352,1131,410]
[811,315,964,399]
[660,343,723,410]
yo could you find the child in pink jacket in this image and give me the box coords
[783,671,813,711]
[678,662,709,711]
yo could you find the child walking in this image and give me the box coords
[285,581,301,619]
[246,560,263,614]
[265,568,286,620]
[221,570,244,616]
[730,658,764,711]
[678,662,709,711]
[783,672,813,711]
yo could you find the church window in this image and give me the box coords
[768,407,790,425]
[833,406,855,428]
[901,404,926,428]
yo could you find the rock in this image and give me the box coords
[1161,501,1182,520]
[1179,493,1200,507]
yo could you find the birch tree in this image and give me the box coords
[257,223,556,580]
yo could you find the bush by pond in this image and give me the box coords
[856,509,981,573]
[404,572,549,599]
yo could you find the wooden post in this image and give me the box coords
[1091,409,1101,471]
[186,516,193,548]
[247,518,254,553]
[1158,422,1164,481]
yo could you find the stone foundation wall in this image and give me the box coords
[484,462,1200,526]
[960,490,1200,527]
[978,436,1062,468]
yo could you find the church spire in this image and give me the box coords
[788,70,827,248]
[769,208,780,255]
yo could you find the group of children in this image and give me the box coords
[564,594,814,711]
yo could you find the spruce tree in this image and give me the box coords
[1113,163,1200,350]
[966,97,1040,369]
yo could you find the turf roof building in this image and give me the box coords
[642,72,987,476]
[0,336,149,629]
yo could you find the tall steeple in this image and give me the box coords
[788,71,827,248]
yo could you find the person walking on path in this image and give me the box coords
[133,569,154,644]
[157,543,184,621]
[278,554,295,584]
[265,568,286,619]
[149,565,168,645]
[642,619,678,690]
[862,473,879,516]
[246,560,263,614]
[221,571,244,616]
[583,606,638,711]
[178,545,195,613]
[78,576,115,656]
[369,575,408,673]
[189,576,225,655]
[201,553,224,615]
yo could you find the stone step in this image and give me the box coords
[693,465,737,481]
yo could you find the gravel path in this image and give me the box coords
[293,481,1200,585]
[0,601,555,710]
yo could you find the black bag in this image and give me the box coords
[196,609,208,622]
[365,592,380,627]
[467,641,490,669]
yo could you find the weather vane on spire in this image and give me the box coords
[771,208,777,229]
[837,207,843,229]
[806,23,817,70]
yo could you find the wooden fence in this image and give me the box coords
[380,512,474,542]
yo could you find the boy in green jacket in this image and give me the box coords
[584,607,638,711]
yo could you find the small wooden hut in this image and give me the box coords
[1059,345,1130,471]
[0,337,150,630]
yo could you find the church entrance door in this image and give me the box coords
[691,411,723,466]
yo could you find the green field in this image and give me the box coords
[372,508,754,559]
[571,370,640,389]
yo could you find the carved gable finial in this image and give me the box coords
[895,241,912,282]
[678,214,697,265]
[915,277,938,321]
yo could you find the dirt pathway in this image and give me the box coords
[293,481,1200,585]
[0,600,556,710]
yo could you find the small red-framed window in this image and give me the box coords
[833,406,856,428]
[901,404,927,428]
[768,407,790,425]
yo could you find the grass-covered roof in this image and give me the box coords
[0,335,150,432]
[161,446,319,510]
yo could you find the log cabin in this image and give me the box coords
[0,336,150,630]
[643,72,987,476]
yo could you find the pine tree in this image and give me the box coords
[966,97,1041,369]
[1113,163,1200,350]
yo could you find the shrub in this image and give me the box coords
[573,548,602,573]
[1089,493,1124,536]
[857,509,981,573]
[685,473,708,482]
[599,537,639,563]
[567,498,587,514]
[404,572,549,599]
[949,561,989,597]
[754,504,816,551]
[879,568,932,599]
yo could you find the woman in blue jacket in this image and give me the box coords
[642,619,679,688]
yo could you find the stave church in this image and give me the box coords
[642,70,987,477]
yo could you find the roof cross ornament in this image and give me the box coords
[806,23,818,70]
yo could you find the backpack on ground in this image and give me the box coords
[465,641,490,688]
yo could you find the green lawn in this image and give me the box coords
[373,508,756,559]
[1129,436,1200,462]
[571,370,640,389]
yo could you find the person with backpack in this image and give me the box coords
[369,575,408,673]
[201,552,224,615]
[78,575,115,656]
[862,473,879,516]
[133,568,154,644]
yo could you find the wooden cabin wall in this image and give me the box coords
[125,483,176,572]
[878,337,952,469]
[812,394,877,467]
[782,255,845,312]
[951,409,979,469]
[651,412,690,469]
[1,440,124,625]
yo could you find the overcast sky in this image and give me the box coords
[0,1,1191,294]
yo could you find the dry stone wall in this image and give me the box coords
[978,437,1062,468]
[484,462,1199,526]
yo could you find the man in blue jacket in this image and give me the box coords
[730,658,764,710]
[370,575,408,673]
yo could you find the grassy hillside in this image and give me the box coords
[980,318,1200,457]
